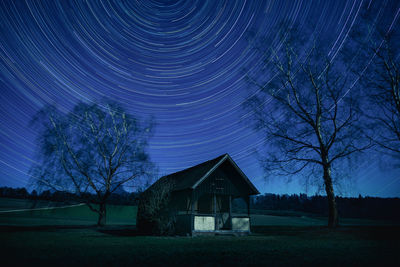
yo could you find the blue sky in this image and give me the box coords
[0,0,399,197]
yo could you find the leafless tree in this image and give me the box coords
[245,32,371,227]
[30,100,154,226]
[346,4,400,165]
[364,35,400,161]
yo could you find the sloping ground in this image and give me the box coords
[0,198,398,266]
[252,214,324,226]
[0,198,137,226]
[252,214,399,226]
[0,198,76,211]
[0,198,397,227]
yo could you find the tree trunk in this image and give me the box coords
[323,165,339,228]
[97,202,107,226]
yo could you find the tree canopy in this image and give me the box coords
[30,99,154,225]
[245,25,371,227]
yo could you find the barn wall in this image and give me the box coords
[170,190,191,212]
[175,214,192,235]
[195,194,231,214]
[194,161,252,199]
[218,161,254,196]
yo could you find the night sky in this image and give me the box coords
[1,0,399,197]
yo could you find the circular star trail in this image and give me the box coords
[0,0,399,196]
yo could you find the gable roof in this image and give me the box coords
[146,154,260,195]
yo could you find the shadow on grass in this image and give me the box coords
[0,225,100,232]
[253,225,400,241]
[96,226,146,237]
[2,224,400,241]
[252,225,327,236]
[0,224,159,237]
[0,224,143,235]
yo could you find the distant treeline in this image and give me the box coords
[0,187,140,206]
[1,187,399,220]
[253,193,400,221]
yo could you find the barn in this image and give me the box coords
[137,154,260,236]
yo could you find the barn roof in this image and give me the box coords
[146,154,260,195]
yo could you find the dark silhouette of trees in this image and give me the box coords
[345,4,400,164]
[30,99,154,226]
[1,186,399,221]
[0,186,141,206]
[363,30,400,161]
[252,193,400,221]
[0,187,29,199]
[245,29,371,227]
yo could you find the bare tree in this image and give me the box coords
[245,32,371,227]
[30,100,154,226]
[346,4,400,164]
[365,35,400,161]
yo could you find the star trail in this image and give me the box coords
[1,0,399,196]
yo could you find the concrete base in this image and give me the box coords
[191,230,250,237]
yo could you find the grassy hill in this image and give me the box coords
[0,198,137,226]
[1,198,396,227]
[0,197,398,266]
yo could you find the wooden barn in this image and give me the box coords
[137,154,260,236]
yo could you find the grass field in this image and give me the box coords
[0,198,137,226]
[0,197,74,211]
[0,198,399,266]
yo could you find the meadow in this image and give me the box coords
[0,198,399,266]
